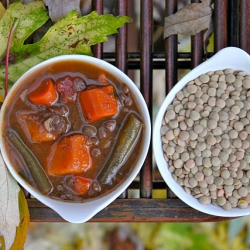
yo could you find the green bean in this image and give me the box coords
[6,129,53,195]
[97,112,143,185]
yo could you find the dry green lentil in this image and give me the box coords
[168,120,178,129]
[212,127,223,136]
[238,200,248,209]
[199,196,211,205]
[217,196,226,206]
[228,129,238,139]
[185,159,195,169]
[187,101,196,109]
[190,110,201,121]
[208,88,216,97]
[194,124,203,134]
[177,138,185,147]
[199,128,208,137]
[173,159,183,169]
[202,157,212,168]
[189,130,198,140]
[221,169,230,179]
[208,97,216,106]
[189,140,197,149]
[233,121,244,132]
[160,125,169,135]
[243,79,250,89]
[222,202,232,211]
[220,138,230,149]
[201,149,211,158]
[219,151,229,162]
[232,138,242,149]
[188,177,198,188]
[172,152,180,160]
[209,111,219,121]
[205,175,214,184]
[165,130,175,140]
[207,119,217,130]
[174,103,183,113]
[180,152,189,162]
[186,118,194,127]
[165,109,175,120]
[196,142,206,151]
[179,130,189,141]
[194,171,204,182]
[219,110,229,121]
[238,109,247,118]
[175,145,184,154]
[199,74,210,83]
[186,85,197,94]
[224,177,234,185]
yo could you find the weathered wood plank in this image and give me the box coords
[28,198,233,222]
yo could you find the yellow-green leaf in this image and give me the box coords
[0,3,5,20]
[10,191,30,250]
[0,0,48,60]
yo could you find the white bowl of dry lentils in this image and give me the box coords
[153,47,250,217]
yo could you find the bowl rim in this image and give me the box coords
[0,54,151,223]
[153,47,250,217]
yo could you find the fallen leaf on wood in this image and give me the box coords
[164,0,213,38]
[0,154,21,250]
[43,0,81,22]
[9,191,30,250]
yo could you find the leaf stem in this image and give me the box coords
[5,18,19,99]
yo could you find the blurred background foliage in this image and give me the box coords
[25,218,250,250]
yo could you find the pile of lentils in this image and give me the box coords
[161,68,250,211]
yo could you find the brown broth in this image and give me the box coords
[3,60,144,202]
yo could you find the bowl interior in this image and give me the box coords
[153,47,250,217]
[0,55,151,223]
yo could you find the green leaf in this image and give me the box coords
[17,10,131,57]
[0,0,48,60]
[0,10,131,97]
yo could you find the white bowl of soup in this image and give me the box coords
[0,55,151,223]
[153,47,250,217]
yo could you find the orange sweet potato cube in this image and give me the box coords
[18,113,57,143]
[79,85,118,123]
[48,134,91,175]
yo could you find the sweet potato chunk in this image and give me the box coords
[68,176,92,195]
[28,78,57,106]
[48,134,91,175]
[18,113,57,142]
[79,85,118,123]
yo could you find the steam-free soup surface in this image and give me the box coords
[3,60,144,201]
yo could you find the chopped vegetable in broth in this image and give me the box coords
[3,60,144,201]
